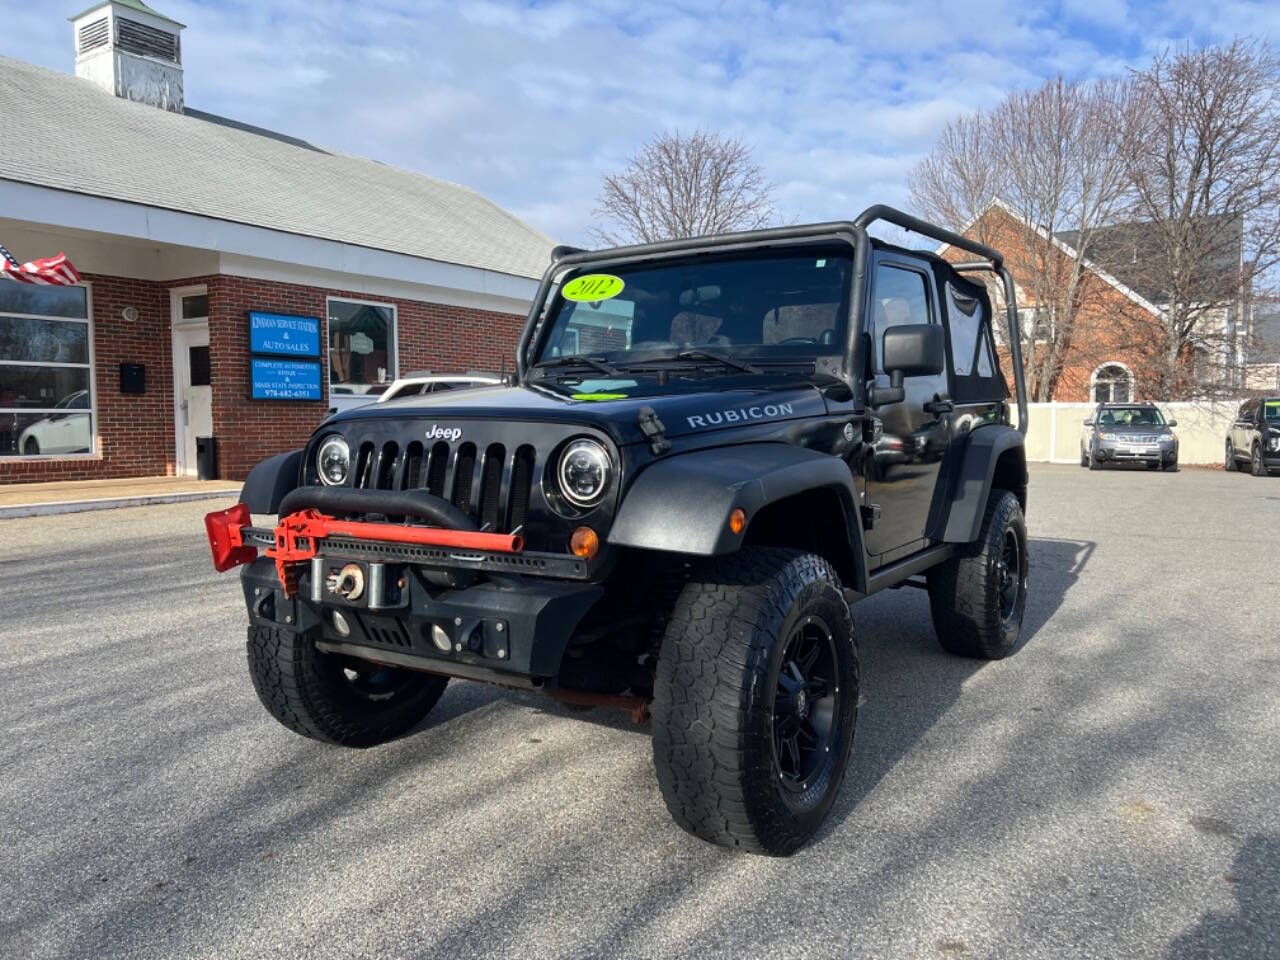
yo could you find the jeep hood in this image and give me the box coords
[323,381,828,446]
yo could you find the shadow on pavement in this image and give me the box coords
[1165,834,1280,960]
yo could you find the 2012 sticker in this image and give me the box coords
[562,274,625,302]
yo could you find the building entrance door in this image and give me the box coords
[173,314,212,477]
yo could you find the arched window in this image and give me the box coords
[1092,363,1134,403]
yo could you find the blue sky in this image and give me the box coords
[4,1,1279,246]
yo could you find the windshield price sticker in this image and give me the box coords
[562,274,625,302]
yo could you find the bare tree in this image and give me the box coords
[908,112,1006,247]
[909,77,1134,400]
[591,130,777,246]
[1120,40,1280,400]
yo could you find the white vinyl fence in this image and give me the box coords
[1012,401,1239,465]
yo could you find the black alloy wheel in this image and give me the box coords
[772,616,842,793]
[996,527,1022,626]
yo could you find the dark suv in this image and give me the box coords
[1080,403,1178,471]
[205,206,1031,855]
[1225,397,1280,476]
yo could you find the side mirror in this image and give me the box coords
[1083,418,1094,426]
[870,325,944,407]
[1167,419,1178,427]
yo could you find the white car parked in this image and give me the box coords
[19,389,92,454]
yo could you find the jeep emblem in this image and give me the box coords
[425,424,462,442]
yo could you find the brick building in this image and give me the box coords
[0,0,551,485]
[943,200,1249,403]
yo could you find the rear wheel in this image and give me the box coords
[1225,441,1238,471]
[651,548,858,855]
[22,436,39,455]
[927,490,1028,660]
[247,625,448,747]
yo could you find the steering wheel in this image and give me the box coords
[778,336,817,345]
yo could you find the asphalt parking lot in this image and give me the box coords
[2,463,1278,960]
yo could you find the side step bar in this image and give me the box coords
[846,543,955,602]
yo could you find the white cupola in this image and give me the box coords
[70,0,185,113]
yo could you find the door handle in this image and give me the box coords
[923,395,953,415]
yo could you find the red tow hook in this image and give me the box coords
[203,506,525,597]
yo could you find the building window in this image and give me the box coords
[1018,306,1053,343]
[327,298,396,400]
[0,284,93,457]
[1092,363,1134,403]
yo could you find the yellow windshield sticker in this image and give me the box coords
[571,392,628,401]
[562,274,625,302]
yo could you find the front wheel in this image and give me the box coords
[1252,443,1266,477]
[1225,441,1238,472]
[247,626,448,747]
[651,548,858,855]
[1088,446,1101,470]
[927,490,1028,659]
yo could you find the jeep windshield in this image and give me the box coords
[531,245,851,389]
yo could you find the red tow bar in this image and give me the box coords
[203,505,524,596]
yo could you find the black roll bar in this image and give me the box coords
[515,205,1028,435]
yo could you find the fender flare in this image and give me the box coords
[239,449,302,514]
[937,425,1027,543]
[607,443,862,558]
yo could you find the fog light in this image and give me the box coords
[430,623,452,652]
[570,526,600,559]
[331,609,351,638]
[729,508,747,535]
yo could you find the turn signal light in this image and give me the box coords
[570,526,600,559]
[729,508,747,535]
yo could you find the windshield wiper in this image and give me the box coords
[633,349,762,375]
[533,354,620,379]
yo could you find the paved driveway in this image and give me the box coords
[2,464,1277,959]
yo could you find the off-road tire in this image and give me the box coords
[1225,441,1238,472]
[247,625,448,747]
[1251,443,1266,477]
[651,548,858,856]
[926,490,1028,660]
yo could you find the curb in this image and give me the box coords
[0,489,239,519]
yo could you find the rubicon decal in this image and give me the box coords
[425,424,463,442]
[686,402,794,429]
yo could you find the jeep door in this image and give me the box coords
[860,253,953,564]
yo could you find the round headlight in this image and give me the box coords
[557,438,611,508]
[317,435,350,486]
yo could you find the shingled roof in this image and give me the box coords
[0,54,554,280]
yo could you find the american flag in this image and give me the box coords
[0,242,82,285]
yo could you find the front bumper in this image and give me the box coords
[240,555,601,684]
[1094,439,1177,464]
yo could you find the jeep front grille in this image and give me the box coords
[351,439,536,533]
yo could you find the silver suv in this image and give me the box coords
[1080,403,1178,471]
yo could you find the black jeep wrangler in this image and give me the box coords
[206,206,1030,855]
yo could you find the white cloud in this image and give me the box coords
[2,0,1276,245]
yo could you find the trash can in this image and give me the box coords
[196,436,218,481]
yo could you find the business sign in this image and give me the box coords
[250,358,323,401]
[249,311,321,358]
